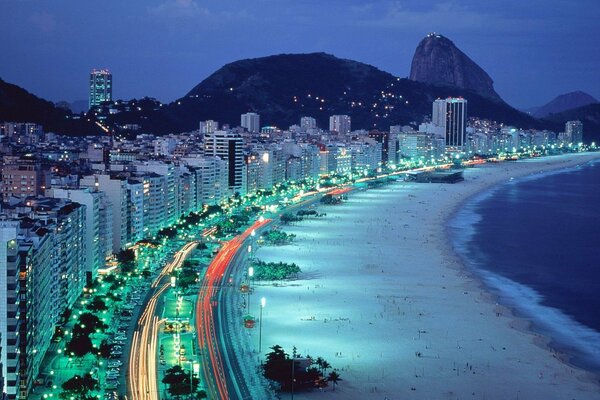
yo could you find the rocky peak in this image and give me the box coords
[409,33,502,102]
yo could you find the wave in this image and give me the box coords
[479,269,600,371]
[450,158,600,373]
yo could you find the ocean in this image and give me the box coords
[449,158,600,372]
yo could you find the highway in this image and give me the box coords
[196,219,271,400]
[128,241,198,400]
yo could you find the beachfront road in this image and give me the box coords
[128,241,198,400]
[196,219,271,400]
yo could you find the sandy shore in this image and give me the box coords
[248,152,600,399]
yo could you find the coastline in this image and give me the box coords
[248,152,600,399]
[446,155,600,376]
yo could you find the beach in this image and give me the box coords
[245,152,600,399]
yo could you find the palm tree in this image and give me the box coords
[315,357,324,374]
[327,370,342,391]
[321,360,331,376]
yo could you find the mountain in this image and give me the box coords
[409,33,502,102]
[97,52,541,135]
[0,78,100,135]
[542,103,600,143]
[533,91,598,118]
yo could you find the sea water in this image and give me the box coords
[449,158,600,372]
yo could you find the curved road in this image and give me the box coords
[196,219,271,399]
[128,241,198,400]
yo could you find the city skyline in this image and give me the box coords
[1,1,600,108]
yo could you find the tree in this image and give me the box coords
[162,365,200,398]
[327,370,342,391]
[116,248,135,263]
[60,374,98,399]
[321,360,331,376]
[263,345,329,392]
[75,312,108,335]
[157,227,178,239]
[65,334,93,358]
[98,339,113,358]
[86,297,107,312]
[117,248,136,273]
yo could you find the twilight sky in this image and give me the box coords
[1,0,599,109]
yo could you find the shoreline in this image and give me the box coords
[444,155,600,379]
[249,152,600,399]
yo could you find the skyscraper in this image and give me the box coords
[329,115,351,134]
[565,120,583,144]
[432,98,467,149]
[241,113,260,133]
[204,130,246,195]
[89,69,112,109]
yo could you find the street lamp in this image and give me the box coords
[248,266,254,312]
[259,297,266,353]
[187,360,198,399]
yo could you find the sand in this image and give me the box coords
[244,152,600,399]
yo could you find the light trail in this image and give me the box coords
[129,241,198,399]
[196,218,271,400]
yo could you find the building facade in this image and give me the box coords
[432,98,468,149]
[89,69,112,109]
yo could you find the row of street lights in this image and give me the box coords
[246,237,267,354]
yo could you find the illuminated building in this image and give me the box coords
[300,116,317,130]
[89,69,112,109]
[204,130,246,195]
[80,174,128,252]
[0,161,44,202]
[432,98,468,149]
[241,113,260,133]
[329,115,351,134]
[565,120,583,144]
[47,187,112,282]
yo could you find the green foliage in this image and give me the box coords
[65,334,93,358]
[60,374,98,398]
[263,345,332,392]
[99,339,113,359]
[76,313,108,335]
[280,213,303,224]
[175,259,201,291]
[320,194,342,204]
[262,229,296,246]
[296,209,318,217]
[157,227,178,239]
[116,248,136,263]
[252,260,301,281]
[86,297,107,312]
[162,365,200,397]
[327,370,342,391]
[117,248,136,273]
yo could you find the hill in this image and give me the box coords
[409,33,502,102]
[98,52,542,135]
[0,78,100,135]
[542,103,600,143]
[533,91,598,118]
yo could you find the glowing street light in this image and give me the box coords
[248,266,254,311]
[259,297,266,353]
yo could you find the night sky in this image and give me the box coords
[2,0,599,109]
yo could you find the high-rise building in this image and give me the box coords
[89,69,112,109]
[204,130,245,195]
[329,115,351,135]
[199,120,219,134]
[565,120,583,144]
[80,174,128,252]
[300,116,317,130]
[1,161,45,202]
[241,113,260,133]
[432,98,467,149]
